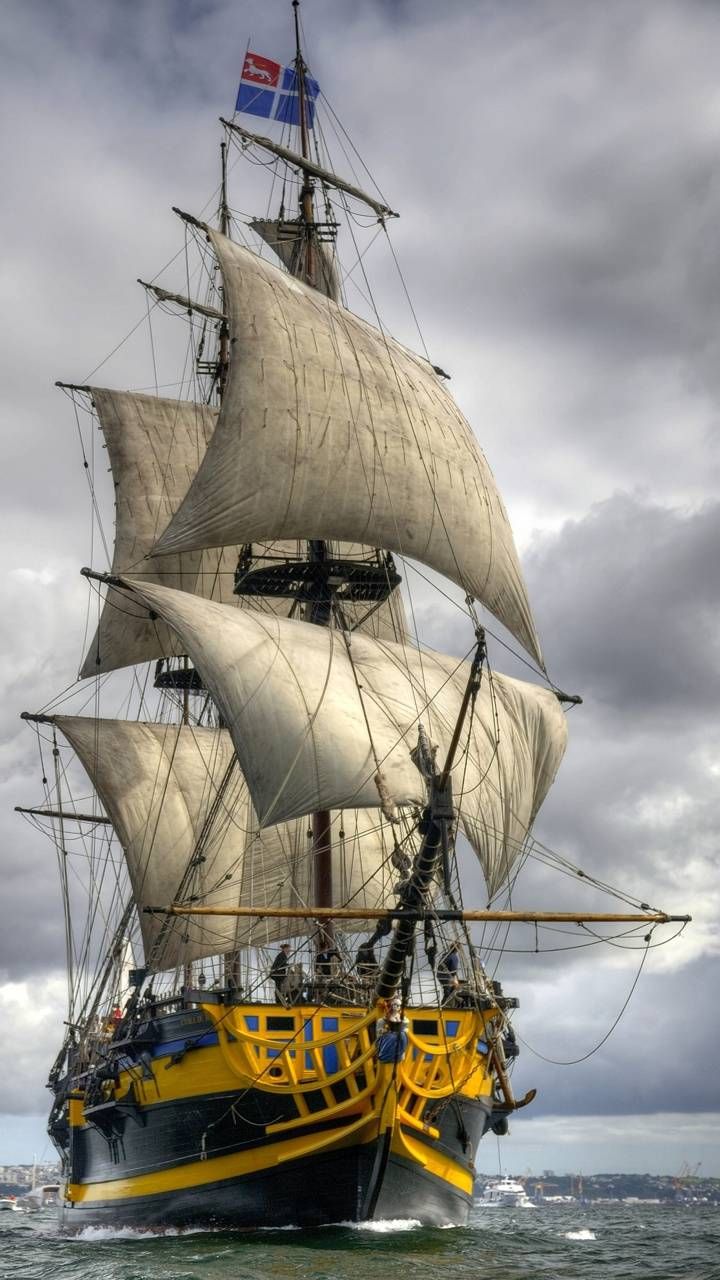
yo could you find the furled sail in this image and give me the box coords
[52,717,400,958]
[251,218,341,302]
[152,234,543,666]
[80,387,406,674]
[121,580,567,895]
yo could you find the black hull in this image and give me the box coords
[60,1139,471,1231]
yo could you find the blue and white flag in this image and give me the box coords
[236,51,319,127]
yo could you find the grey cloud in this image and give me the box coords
[508,956,720,1118]
[526,495,720,718]
[1,0,718,1151]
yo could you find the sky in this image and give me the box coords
[0,0,718,1178]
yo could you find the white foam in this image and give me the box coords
[255,1224,302,1232]
[340,1218,422,1233]
[565,1228,596,1241]
[75,1224,206,1241]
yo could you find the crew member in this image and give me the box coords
[355,939,378,982]
[437,942,460,1003]
[270,943,291,999]
[315,942,341,981]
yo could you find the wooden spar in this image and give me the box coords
[220,122,397,220]
[136,279,226,322]
[293,0,316,291]
[216,138,238,994]
[293,1,332,944]
[438,628,485,790]
[306,543,334,944]
[218,140,230,399]
[147,904,691,924]
[312,809,333,945]
[488,1039,536,1112]
[181,656,189,726]
[373,635,485,1000]
[15,805,112,825]
[219,140,230,239]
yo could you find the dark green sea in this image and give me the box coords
[1,1203,718,1280]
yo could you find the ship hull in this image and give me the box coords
[61,1138,472,1231]
[57,1001,496,1232]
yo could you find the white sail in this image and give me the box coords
[251,218,341,302]
[152,235,543,667]
[121,580,567,895]
[80,388,407,675]
[79,390,244,677]
[53,717,400,957]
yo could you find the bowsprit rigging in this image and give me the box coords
[17,0,690,1235]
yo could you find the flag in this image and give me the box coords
[236,51,320,127]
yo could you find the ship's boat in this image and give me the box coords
[18,2,688,1233]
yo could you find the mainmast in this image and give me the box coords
[294,1,331,940]
[229,2,401,948]
[293,0,316,290]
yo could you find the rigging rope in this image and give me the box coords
[517,932,655,1066]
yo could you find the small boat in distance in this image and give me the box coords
[0,1196,23,1212]
[477,1176,535,1208]
[22,1184,62,1211]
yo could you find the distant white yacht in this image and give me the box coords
[22,1183,61,1210]
[477,1177,535,1208]
[0,1196,23,1212]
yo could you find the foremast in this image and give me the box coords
[373,629,486,1001]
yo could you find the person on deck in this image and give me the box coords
[270,943,291,999]
[315,942,341,982]
[355,939,378,983]
[437,943,460,1004]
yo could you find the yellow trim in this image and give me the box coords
[214,1020,378,1093]
[204,1003,378,1051]
[67,1116,377,1204]
[396,1105,440,1141]
[68,1095,85,1128]
[266,1079,376,1134]
[113,1003,492,1109]
[392,1126,474,1196]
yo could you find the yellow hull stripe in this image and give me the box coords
[393,1126,474,1197]
[68,1116,377,1204]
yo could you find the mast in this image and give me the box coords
[51,728,74,1018]
[218,139,230,399]
[181,657,191,989]
[293,0,316,290]
[218,139,241,990]
[292,1,331,944]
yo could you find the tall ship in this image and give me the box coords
[19,4,689,1231]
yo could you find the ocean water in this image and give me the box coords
[1,1203,718,1280]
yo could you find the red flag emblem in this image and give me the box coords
[241,52,281,88]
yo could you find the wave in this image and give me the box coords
[75,1224,208,1241]
[338,1218,423,1233]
